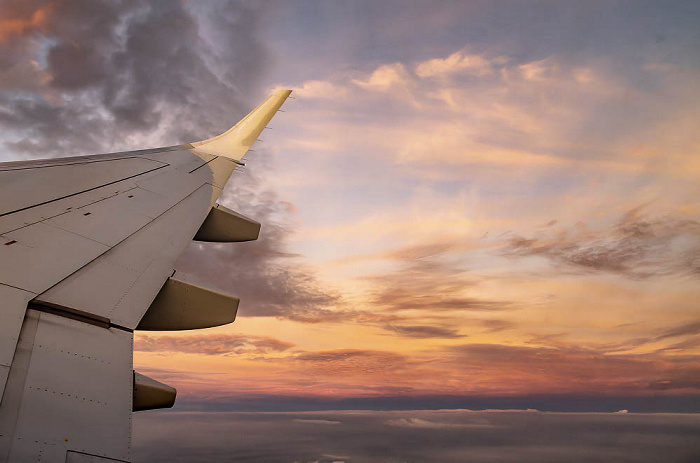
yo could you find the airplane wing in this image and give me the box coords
[0,89,292,462]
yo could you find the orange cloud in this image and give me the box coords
[135,333,295,356]
[0,4,52,43]
[415,50,493,78]
[353,63,412,92]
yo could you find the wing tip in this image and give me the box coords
[190,89,292,160]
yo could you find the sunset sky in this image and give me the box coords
[0,0,699,414]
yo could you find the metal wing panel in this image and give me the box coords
[0,286,35,369]
[0,149,211,296]
[0,222,110,294]
[66,450,129,462]
[35,183,213,329]
[0,149,204,237]
[0,157,167,217]
[0,171,154,237]
[42,192,156,247]
[0,310,132,462]
[135,154,213,200]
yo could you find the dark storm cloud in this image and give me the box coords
[135,333,294,356]
[0,0,270,157]
[132,410,700,463]
[502,206,700,278]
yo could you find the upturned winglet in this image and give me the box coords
[189,89,292,161]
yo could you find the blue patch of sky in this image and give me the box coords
[263,0,700,89]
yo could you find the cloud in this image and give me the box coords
[647,375,700,391]
[6,1,699,418]
[0,2,347,326]
[364,241,511,313]
[293,419,342,425]
[352,63,412,93]
[135,333,294,356]
[293,349,410,377]
[293,80,350,100]
[517,58,557,82]
[381,324,465,339]
[445,343,700,394]
[654,321,700,341]
[293,350,387,363]
[0,2,52,43]
[284,40,700,195]
[480,319,516,333]
[415,50,493,78]
[132,410,700,463]
[174,153,342,323]
[0,1,272,159]
[385,417,494,429]
[501,205,700,278]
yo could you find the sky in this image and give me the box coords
[0,0,699,419]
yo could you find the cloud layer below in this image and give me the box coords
[132,410,700,463]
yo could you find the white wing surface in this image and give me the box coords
[0,90,291,462]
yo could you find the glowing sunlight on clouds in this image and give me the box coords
[2,0,698,414]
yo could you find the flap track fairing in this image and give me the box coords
[194,203,261,242]
[133,371,176,411]
[136,274,239,331]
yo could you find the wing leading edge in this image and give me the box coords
[0,90,292,462]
